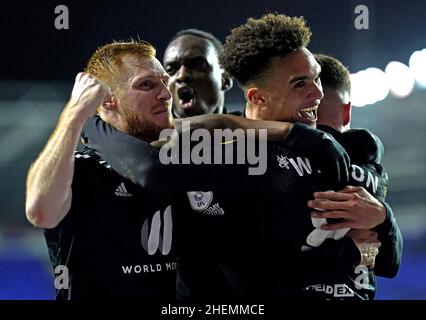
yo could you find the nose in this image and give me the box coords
[309,81,324,101]
[158,82,172,101]
[175,65,193,84]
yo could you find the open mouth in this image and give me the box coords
[177,87,196,109]
[298,106,318,122]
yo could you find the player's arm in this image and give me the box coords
[372,202,403,277]
[82,116,316,193]
[25,73,110,228]
[172,114,295,141]
[308,187,402,277]
[308,186,386,230]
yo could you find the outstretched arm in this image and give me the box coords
[172,114,295,141]
[26,73,110,228]
[82,115,315,193]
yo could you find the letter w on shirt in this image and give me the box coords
[289,157,312,177]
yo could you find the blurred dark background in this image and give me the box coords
[0,0,425,299]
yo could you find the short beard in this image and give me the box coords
[119,104,171,142]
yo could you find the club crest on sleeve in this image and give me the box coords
[186,191,213,211]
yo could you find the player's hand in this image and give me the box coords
[66,72,112,120]
[308,186,386,230]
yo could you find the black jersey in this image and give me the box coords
[171,125,354,299]
[322,126,402,277]
[299,125,403,300]
[82,116,354,299]
[44,148,177,300]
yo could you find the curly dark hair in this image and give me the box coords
[220,13,312,86]
[315,54,351,93]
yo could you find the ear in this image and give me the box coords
[221,71,233,92]
[101,95,118,111]
[246,87,266,106]
[343,102,352,126]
